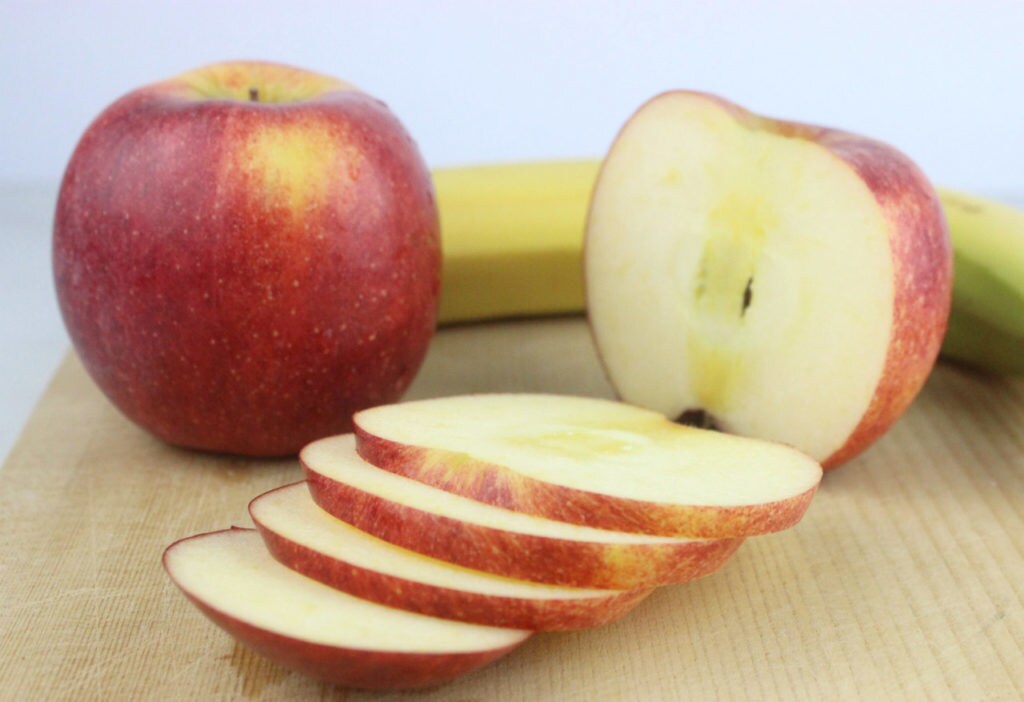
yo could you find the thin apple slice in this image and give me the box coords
[250,481,652,630]
[584,90,951,468]
[162,528,530,690]
[301,434,742,590]
[352,394,822,538]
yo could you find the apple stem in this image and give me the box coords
[249,87,259,102]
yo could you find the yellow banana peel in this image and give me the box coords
[935,189,1024,373]
[433,160,595,324]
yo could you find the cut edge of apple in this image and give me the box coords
[350,394,822,538]
[250,481,654,630]
[300,434,744,590]
[162,527,530,690]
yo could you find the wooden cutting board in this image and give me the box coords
[1,317,1022,701]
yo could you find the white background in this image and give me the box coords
[5,1,1024,191]
[1,1,1023,462]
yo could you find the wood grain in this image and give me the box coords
[1,317,1022,701]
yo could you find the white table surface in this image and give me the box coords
[2,181,1021,467]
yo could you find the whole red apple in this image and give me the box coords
[53,61,441,457]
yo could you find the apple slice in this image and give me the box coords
[162,528,530,690]
[250,481,653,630]
[584,90,952,469]
[352,394,821,538]
[301,434,743,590]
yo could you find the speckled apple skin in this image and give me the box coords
[251,483,653,631]
[302,460,743,590]
[736,97,953,469]
[354,427,819,539]
[811,134,953,469]
[190,607,520,691]
[53,66,440,457]
[164,531,523,691]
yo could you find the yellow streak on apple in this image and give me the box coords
[245,127,352,214]
[507,424,658,460]
[495,419,732,494]
[687,188,773,413]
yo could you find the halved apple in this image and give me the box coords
[162,528,530,690]
[352,393,821,537]
[585,90,952,469]
[301,434,743,589]
[250,481,653,630]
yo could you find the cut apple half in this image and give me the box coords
[352,394,821,538]
[301,434,743,590]
[584,90,952,468]
[250,481,653,630]
[162,528,530,690]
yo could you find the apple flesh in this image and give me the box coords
[250,481,652,630]
[53,61,440,456]
[352,393,822,537]
[301,434,744,589]
[162,528,529,690]
[584,91,952,469]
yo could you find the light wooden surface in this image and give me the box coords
[1,317,1022,701]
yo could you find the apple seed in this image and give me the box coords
[675,408,721,431]
[741,277,753,316]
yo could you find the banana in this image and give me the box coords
[432,160,1024,374]
[432,160,596,324]
[936,189,1024,374]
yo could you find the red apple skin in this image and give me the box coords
[354,427,819,538]
[164,547,522,690]
[590,91,952,471]
[251,493,653,631]
[809,135,952,469]
[53,62,440,457]
[303,462,743,590]
[184,599,521,691]
[723,95,952,469]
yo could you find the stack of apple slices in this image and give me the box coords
[250,479,655,628]
[164,393,822,690]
